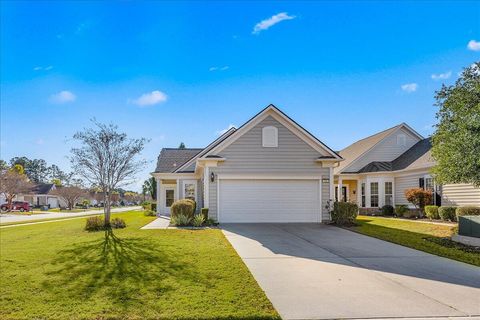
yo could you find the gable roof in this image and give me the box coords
[353,138,434,174]
[31,183,55,194]
[204,104,343,159]
[335,123,423,174]
[155,148,203,173]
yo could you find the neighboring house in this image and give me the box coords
[334,124,480,211]
[152,104,343,222]
[16,183,66,208]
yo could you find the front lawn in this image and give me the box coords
[0,211,279,319]
[352,216,480,267]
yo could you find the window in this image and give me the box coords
[385,181,393,206]
[425,177,434,192]
[262,126,278,147]
[165,189,174,207]
[184,182,196,201]
[397,134,406,146]
[361,183,366,207]
[370,182,379,207]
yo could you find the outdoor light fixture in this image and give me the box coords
[210,172,215,182]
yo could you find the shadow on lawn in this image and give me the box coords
[43,228,201,309]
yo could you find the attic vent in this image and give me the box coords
[262,126,278,147]
[397,134,406,146]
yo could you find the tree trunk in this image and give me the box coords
[104,192,111,226]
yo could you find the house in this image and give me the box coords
[152,104,343,222]
[16,183,66,208]
[333,123,480,212]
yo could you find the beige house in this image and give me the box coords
[334,124,480,211]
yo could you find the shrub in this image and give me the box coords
[171,199,195,219]
[438,206,457,221]
[110,218,126,229]
[151,203,157,212]
[141,201,151,210]
[204,218,218,226]
[395,205,408,217]
[425,205,439,220]
[170,214,191,226]
[402,209,421,219]
[404,188,433,211]
[185,199,196,213]
[331,202,358,225]
[144,209,156,216]
[456,206,480,218]
[192,214,205,227]
[381,205,394,216]
[85,216,104,231]
[201,208,209,220]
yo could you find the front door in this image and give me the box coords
[164,188,175,214]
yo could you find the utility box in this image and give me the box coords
[458,216,480,238]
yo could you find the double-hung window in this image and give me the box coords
[361,183,366,207]
[384,182,393,206]
[370,182,379,207]
[183,181,196,201]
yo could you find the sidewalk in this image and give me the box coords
[0,206,141,224]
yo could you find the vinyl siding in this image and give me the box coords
[442,184,480,207]
[394,172,426,206]
[346,128,420,173]
[207,116,332,221]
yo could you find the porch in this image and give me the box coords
[156,177,201,216]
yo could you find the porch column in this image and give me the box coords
[156,178,161,214]
[204,167,210,209]
[329,168,334,207]
[357,180,362,206]
[176,179,180,201]
[338,177,343,202]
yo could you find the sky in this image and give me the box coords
[1,1,479,191]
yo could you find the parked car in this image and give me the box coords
[1,201,31,212]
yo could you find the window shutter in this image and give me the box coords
[419,178,424,189]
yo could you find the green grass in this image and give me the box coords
[353,216,480,267]
[0,211,279,320]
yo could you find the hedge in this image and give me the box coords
[331,202,358,225]
[438,206,456,221]
[425,205,439,220]
[171,199,196,219]
[456,206,480,218]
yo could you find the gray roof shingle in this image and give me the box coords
[154,148,203,173]
[353,138,433,173]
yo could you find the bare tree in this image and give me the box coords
[0,170,33,211]
[70,121,147,225]
[52,186,86,210]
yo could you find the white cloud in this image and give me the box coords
[252,12,296,34]
[34,65,53,71]
[209,66,229,72]
[431,71,452,81]
[132,90,168,106]
[50,90,76,104]
[467,40,480,51]
[401,83,418,93]
[216,124,236,136]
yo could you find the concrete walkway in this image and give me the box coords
[222,223,480,320]
[0,206,141,224]
[141,217,170,229]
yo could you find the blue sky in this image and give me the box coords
[1,1,479,190]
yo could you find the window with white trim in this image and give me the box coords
[361,183,366,207]
[262,126,278,147]
[425,177,434,192]
[370,182,379,207]
[385,181,393,206]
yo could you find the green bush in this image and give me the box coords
[438,206,457,221]
[456,206,480,218]
[381,205,394,216]
[201,208,209,220]
[185,199,196,213]
[170,214,191,226]
[331,202,358,225]
[192,214,205,227]
[85,216,104,231]
[141,201,151,210]
[151,203,157,212]
[395,205,408,217]
[425,205,439,220]
[110,218,126,229]
[144,209,156,216]
[171,199,196,219]
[204,218,218,226]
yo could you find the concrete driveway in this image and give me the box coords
[222,223,480,320]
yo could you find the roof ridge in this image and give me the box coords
[340,123,403,152]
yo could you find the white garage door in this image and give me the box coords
[219,179,321,223]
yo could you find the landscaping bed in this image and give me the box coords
[0,210,279,319]
[351,216,480,267]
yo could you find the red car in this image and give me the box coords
[0,201,30,212]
